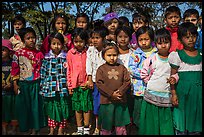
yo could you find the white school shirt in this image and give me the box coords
[86,46,106,82]
[117,48,134,69]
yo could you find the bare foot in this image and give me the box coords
[48,127,54,135]
[57,127,63,135]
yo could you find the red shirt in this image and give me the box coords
[166,26,183,53]
[11,47,44,81]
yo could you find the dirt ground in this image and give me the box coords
[13,117,138,135]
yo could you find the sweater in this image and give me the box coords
[96,63,131,104]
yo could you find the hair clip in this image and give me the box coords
[110,40,116,45]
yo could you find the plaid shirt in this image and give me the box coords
[40,50,68,97]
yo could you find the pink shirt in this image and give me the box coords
[66,48,88,89]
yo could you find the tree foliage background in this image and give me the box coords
[2,2,202,43]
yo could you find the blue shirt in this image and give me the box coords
[128,47,157,96]
[40,50,68,97]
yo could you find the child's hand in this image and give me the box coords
[14,84,20,95]
[85,80,94,90]
[69,89,74,95]
[3,83,12,91]
[167,77,176,85]
[112,90,122,101]
[171,91,178,106]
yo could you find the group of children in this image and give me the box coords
[2,5,202,135]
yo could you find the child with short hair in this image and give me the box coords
[118,16,130,27]
[128,26,157,132]
[75,13,89,30]
[2,39,18,135]
[96,41,131,135]
[183,8,202,50]
[11,27,46,135]
[103,12,120,42]
[164,6,183,52]
[86,26,107,135]
[139,28,175,135]
[168,22,202,135]
[66,28,93,135]
[9,14,26,51]
[40,32,71,135]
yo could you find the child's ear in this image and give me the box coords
[164,18,167,24]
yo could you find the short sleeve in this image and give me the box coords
[168,51,181,68]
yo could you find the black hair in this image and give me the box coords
[165,6,181,18]
[12,14,26,27]
[183,9,199,19]
[115,26,132,41]
[132,11,150,25]
[18,27,36,43]
[92,19,104,30]
[75,13,89,29]
[10,14,26,38]
[177,22,198,41]
[48,32,65,47]
[136,26,154,43]
[119,16,130,27]
[102,40,119,59]
[51,13,69,34]
[71,28,89,44]
[90,26,108,39]
[155,28,171,44]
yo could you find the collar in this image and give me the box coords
[165,26,178,33]
[45,50,66,59]
[70,47,87,54]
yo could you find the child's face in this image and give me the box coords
[73,35,86,52]
[105,18,119,34]
[165,12,181,28]
[50,38,63,55]
[181,31,197,49]
[14,20,24,33]
[184,15,198,26]
[76,17,88,30]
[24,32,36,50]
[117,30,130,49]
[55,17,67,34]
[104,47,118,65]
[132,19,146,32]
[92,33,104,50]
[138,32,151,50]
[156,38,170,56]
[2,47,10,59]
